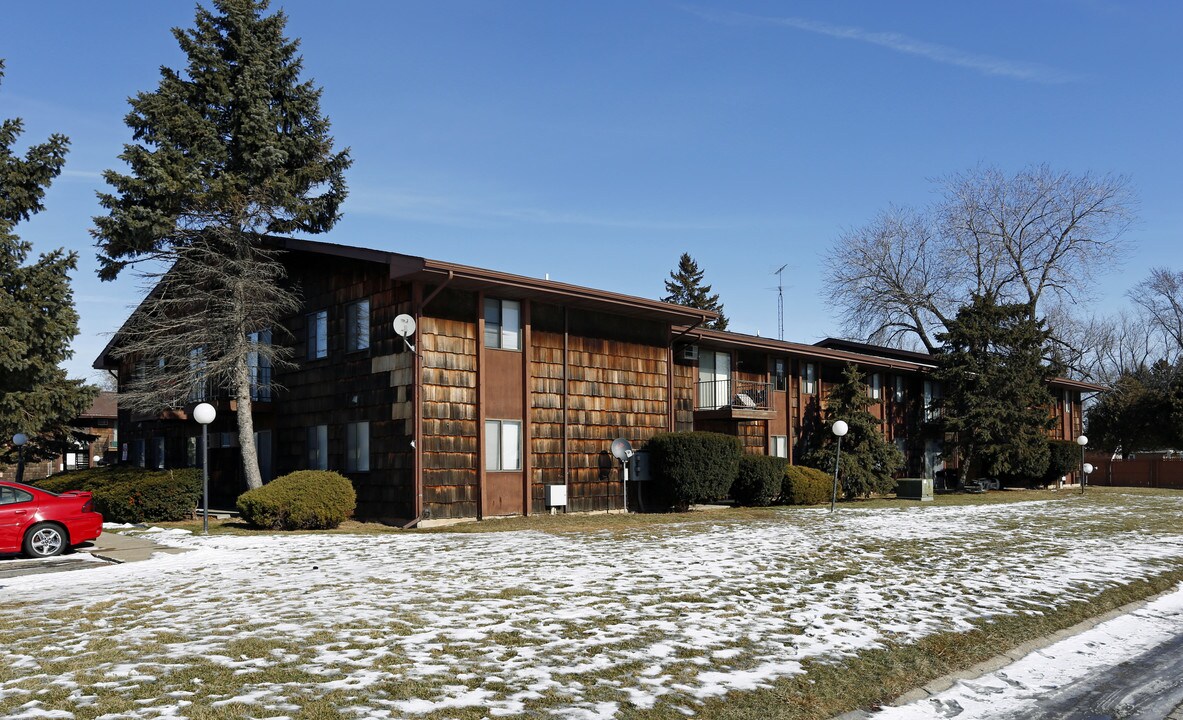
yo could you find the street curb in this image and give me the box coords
[831,582,1183,719]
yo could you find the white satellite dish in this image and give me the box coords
[393,314,417,353]
[393,314,416,338]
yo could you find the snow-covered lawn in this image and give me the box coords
[1,492,1182,719]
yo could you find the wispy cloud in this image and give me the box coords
[687,8,1080,84]
[346,187,735,232]
[61,169,104,181]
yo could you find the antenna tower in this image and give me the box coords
[773,264,788,340]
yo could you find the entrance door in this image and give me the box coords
[698,351,731,409]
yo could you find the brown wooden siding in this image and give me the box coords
[419,313,479,520]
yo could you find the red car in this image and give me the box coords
[0,481,103,558]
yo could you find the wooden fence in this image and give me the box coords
[1086,456,1183,490]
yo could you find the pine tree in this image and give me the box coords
[933,294,1055,485]
[92,0,351,490]
[800,364,903,499]
[1,60,98,464]
[662,252,729,330]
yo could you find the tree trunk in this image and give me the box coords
[232,350,264,491]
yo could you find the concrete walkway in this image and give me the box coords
[78,529,191,564]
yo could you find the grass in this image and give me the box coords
[3,487,1181,719]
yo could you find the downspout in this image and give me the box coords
[402,271,454,529]
[562,306,569,512]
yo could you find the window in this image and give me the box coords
[132,439,146,468]
[484,298,521,350]
[485,420,522,471]
[307,310,328,360]
[346,300,370,352]
[187,437,198,468]
[923,380,942,421]
[307,425,328,470]
[153,437,166,469]
[255,430,273,482]
[346,422,370,472]
[803,362,817,394]
[773,358,787,392]
[869,373,881,400]
[248,329,273,401]
[894,376,905,403]
[771,436,788,458]
[0,486,33,505]
[189,347,208,402]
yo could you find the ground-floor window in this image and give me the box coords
[485,420,522,471]
[255,430,273,481]
[345,422,369,473]
[924,439,944,480]
[308,425,328,470]
[770,435,788,458]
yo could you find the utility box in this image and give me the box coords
[896,477,934,501]
[628,451,652,482]
[545,484,568,507]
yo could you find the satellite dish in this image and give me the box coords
[392,314,417,338]
[610,437,634,462]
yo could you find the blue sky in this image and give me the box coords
[2,1,1180,382]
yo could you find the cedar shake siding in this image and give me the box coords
[95,238,1105,522]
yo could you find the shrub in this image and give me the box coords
[731,455,787,506]
[646,432,741,512]
[237,470,356,530]
[35,466,202,523]
[1040,439,1082,487]
[783,465,833,506]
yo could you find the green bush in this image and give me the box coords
[35,466,202,523]
[1040,439,1082,488]
[731,455,787,506]
[783,465,833,506]
[646,432,741,512]
[237,470,356,530]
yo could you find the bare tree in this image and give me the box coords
[825,165,1136,352]
[112,228,299,490]
[1130,267,1183,362]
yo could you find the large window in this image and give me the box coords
[346,422,370,472]
[307,310,328,360]
[771,436,788,458]
[803,362,817,394]
[255,430,273,482]
[923,380,942,421]
[698,351,732,409]
[485,420,522,471]
[773,358,787,392]
[894,375,905,403]
[869,372,882,400]
[153,437,166,469]
[248,329,272,401]
[307,425,328,470]
[346,300,370,352]
[484,298,521,350]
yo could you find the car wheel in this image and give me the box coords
[23,523,67,558]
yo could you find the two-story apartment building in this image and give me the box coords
[94,237,1102,523]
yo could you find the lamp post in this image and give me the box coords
[193,403,216,535]
[1076,434,1088,495]
[830,420,849,513]
[12,433,28,485]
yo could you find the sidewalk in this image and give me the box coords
[79,529,191,564]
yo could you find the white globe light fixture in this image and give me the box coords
[830,420,849,513]
[1076,434,1089,495]
[12,433,29,485]
[193,403,216,534]
[1083,462,1094,476]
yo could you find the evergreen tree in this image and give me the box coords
[933,294,1055,485]
[0,60,97,464]
[663,253,728,330]
[1087,362,1182,458]
[801,364,903,499]
[93,0,351,490]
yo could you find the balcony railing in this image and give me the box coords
[695,380,774,413]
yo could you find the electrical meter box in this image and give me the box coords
[545,484,568,507]
[628,451,652,482]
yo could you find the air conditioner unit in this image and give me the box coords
[680,344,699,361]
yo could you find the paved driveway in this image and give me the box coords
[0,530,187,578]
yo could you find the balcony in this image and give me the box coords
[695,380,776,420]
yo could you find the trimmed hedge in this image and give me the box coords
[237,470,356,530]
[783,465,833,506]
[732,455,787,506]
[646,432,741,512]
[36,466,202,523]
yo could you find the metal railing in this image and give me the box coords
[695,380,774,411]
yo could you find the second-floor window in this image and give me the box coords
[869,373,882,400]
[189,347,208,402]
[923,380,942,420]
[894,375,905,403]
[346,300,370,352]
[307,310,328,360]
[248,329,272,401]
[484,298,521,350]
[803,362,817,394]
[773,358,787,391]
